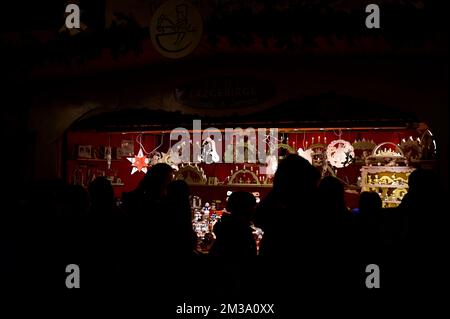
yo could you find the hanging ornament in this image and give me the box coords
[265,155,278,175]
[150,152,162,166]
[201,137,220,164]
[127,148,149,174]
[106,146,112,169]
[326,139,355,168]
[297,147,313,164]
[106,135,112,169]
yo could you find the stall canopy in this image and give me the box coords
[71,93,419,132]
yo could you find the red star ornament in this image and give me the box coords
[127,148,149,174]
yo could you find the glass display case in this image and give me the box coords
[360,142,415,207]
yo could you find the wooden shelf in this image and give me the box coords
[365,184,408,188]
[361,166,414,172]
[225,183,272,187]
[189,183,272,188]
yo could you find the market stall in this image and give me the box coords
[65,125,436,210]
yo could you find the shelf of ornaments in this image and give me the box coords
[190,183,272,188]
[361,173,413,191]
[71,181,124,187]
[225,183,272,187]
[359,142,415,208]
[175,163,273,187]
[361,167,414,183]
[383,200,402,204]
[68,158,123,162]
[361,165,413,171]
[72,179,125,187]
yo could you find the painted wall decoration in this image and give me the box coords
[150,0,203,58]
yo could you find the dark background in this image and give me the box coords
[1,0,448,314]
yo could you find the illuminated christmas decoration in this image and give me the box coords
[365,142,408,166]
[150,152,162,166]
[360,166,415,208]
[201,137,220,164]
[106,135,112,169]
[127,148,149,174]
[297,147,313,164]
[265,155,278,175]
[174,164,207,184]
[326,139,355,168]
[228,166,260,185]
[105,146,112,169]
[352,138,376,151]
[158,151,180,171]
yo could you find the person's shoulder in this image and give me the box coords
[213,219,222,233]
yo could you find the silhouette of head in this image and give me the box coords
[88,176,114,210]
[139,163,174,199]
[63,184,90,217]
[167,180,190,203]
[167,179,191,221]
[273,154,320,198]
[359,191,382,216]
[226,191,256,218]
[318,176,347,216]
[408,168,437,195]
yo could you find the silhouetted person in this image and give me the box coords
[121,163,174,288]
[162,180,203,298]
[391,169,441,290]
[359,191,382,216]
[356,191,382,251]
[62,184,90,218]
[86,177,122,288]
[318,176,351,223]
[88,176,116,217]
[17,180,88,289]
[398,168,440,247]
[252,154,322,296]
[208,191,258,298]
[122,163,174,215]
[316,176,355,260]
[254,154,321,258]
[210,191,257,258]
[22,179,68,289]
[166,180,197,257]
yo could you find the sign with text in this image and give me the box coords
[174,77,275,109]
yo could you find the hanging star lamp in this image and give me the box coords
[127,148,149,174]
